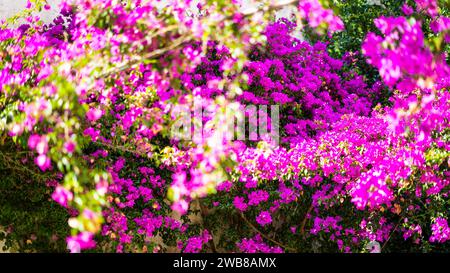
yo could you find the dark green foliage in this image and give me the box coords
[303,1,403,84]
[0,141,69,253]
[303,0,450,107]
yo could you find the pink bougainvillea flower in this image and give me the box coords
[96,178,109,195]
[52,185,73,208]
[401,3,414,15]
[237,234,283,253]
[182,230,211,253]
[171,200,189,215]
[83,127,101,141]
[86,108,103,122]
[430,218,450,243]
[416,0,439,17]
[63,140,76,153]
[28,134,41,150]
[66,232,96,253]
[233,196,248,212]
[298,0,345,34]
[8,124,23,136]
[35,136,49,155]
[34,154,51,171]
[256,211,272,227]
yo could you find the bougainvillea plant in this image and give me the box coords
[0,0,449,253]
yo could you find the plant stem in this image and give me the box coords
[239,211,296,252]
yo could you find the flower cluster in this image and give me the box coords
[298,0,345,34]
[430,218,450,243]
[237,235,283,253]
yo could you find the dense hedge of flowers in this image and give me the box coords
[0,0,449,253]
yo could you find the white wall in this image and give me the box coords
[0,0,62,23]
[0,1,297,23]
